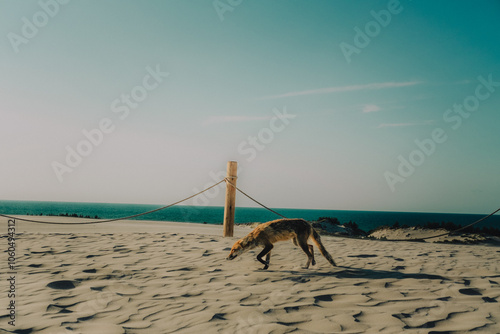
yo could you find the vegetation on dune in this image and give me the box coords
[27,212,101,219]
[317,217,500,238]
[369,220,500,237]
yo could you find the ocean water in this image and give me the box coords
[1,200,499,232]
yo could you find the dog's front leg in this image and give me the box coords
[265,251,271,267]
[257,244,273,270]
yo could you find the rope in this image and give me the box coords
[224,178,288,219]
[2,173,498,241]
[393,207,500,242]
[225,178,500,242]
[0,179,226,225]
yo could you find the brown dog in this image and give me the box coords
[226,218,336,270]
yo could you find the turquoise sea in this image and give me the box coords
[0,200,499,232]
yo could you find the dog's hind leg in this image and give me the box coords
[257,244,273,270]
[297,239,314,269]
[308,244,316,266]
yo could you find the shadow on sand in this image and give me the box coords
[278,266,449,282]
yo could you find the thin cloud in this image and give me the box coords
[362,104,381,113]
[203,115,271,126]
[258,81,422,100]
[454,79,472,85]
[378,120,436,128]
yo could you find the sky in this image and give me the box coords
[1,0,499,214]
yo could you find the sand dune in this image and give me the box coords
[1,217,499,333]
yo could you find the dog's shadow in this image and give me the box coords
[278,266,448,282]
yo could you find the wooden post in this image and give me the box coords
[223,161,237,237]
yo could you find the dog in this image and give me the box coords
[226,218,336,270]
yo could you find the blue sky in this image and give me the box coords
[1,0,499,214]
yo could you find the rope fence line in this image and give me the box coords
[398,207,500,242]
[223,179,500,242]
[0,175,498,242]
[0,179,226,225]
[224,178,287,219]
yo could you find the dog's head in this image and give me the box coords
[226,240,245,260]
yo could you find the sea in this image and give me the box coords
[1,200,499,233]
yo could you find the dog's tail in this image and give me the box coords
[311,228,336,267]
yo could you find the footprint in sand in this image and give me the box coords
[31,249,55,255]
[284,306,300,313]
[458,288,482,296]
[314,294,334,302]
[86,254,101,258]
[47,280,77,290]
[210,313,226,321]
[348,254,378,258]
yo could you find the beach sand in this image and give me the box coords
[1,216,499,333]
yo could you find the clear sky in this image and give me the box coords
[1,0,499,214]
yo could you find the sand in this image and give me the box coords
[1,216,499,333]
